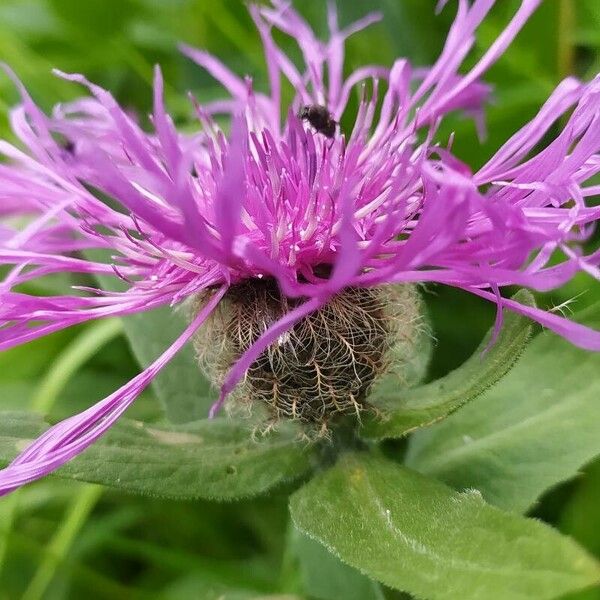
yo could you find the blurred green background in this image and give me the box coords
[0,0,599,598]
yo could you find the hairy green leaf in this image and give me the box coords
[406,307,600,513]
[0,412,314,500]
[362,290,535,440]
[290,453,599,600]
[121,306,214,423]
[94,264,213,424]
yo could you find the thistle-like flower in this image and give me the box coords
[1,0,599,495]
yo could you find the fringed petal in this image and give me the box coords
[0,286,226,496]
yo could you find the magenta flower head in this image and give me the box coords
[1,0,600,495]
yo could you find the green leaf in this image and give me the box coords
[291,529,385,600]
[92,262,213,424]
[165,574,301,600]
[0,412,314,500]
[161,555,292,600]
[121,306,214,423]
[561,458,600,562]
[48,0,141,37]
[290,453,600,600]
[361,290,535,440]
[405,307,600,513]
[559,587,600,600]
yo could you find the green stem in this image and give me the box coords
[7,531,141,600]
[21,485,104,600]
[557,0,575,80]
[0,491,20,571]
[278,526,303,595]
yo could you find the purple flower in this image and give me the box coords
[1,0,599,495]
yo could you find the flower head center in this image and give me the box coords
[193,278,423,428]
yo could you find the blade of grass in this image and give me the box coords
[0,318,123,595]
[31,318,123,413]
[0,491,18,572]
[21,484,104,600]
[6,530,143,600]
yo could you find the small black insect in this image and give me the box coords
[298,104,337,138]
